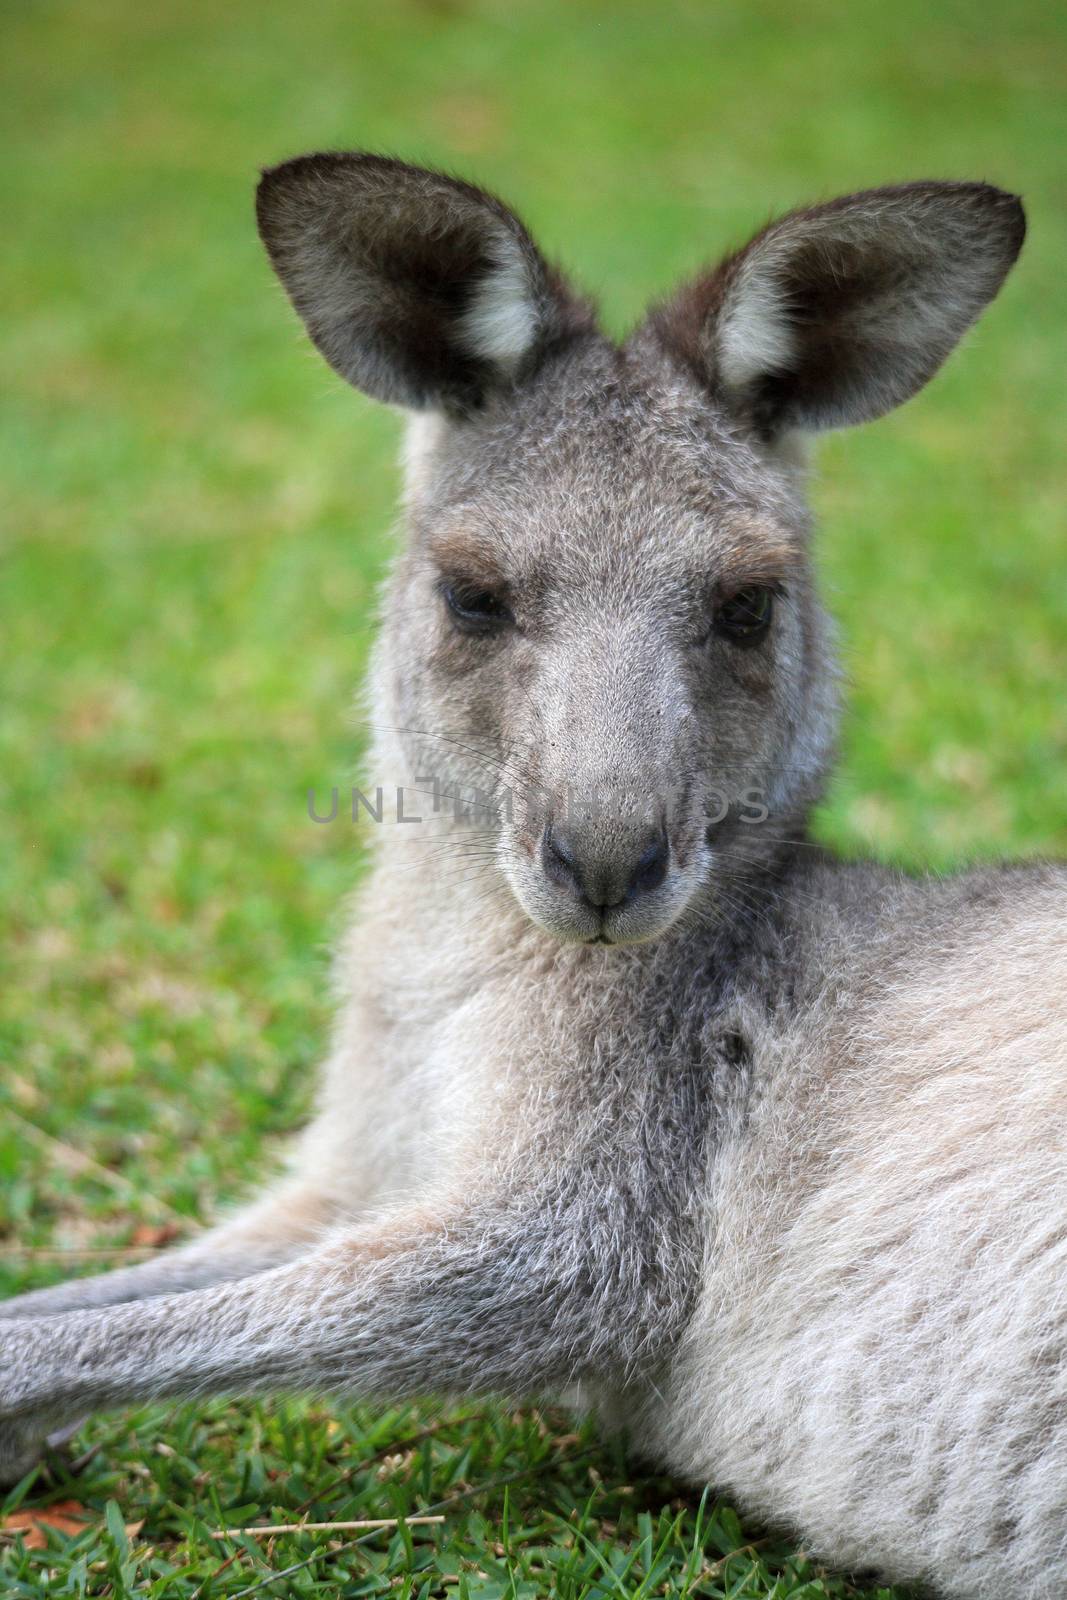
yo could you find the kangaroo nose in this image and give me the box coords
[541,823,670,910]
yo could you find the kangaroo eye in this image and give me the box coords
[443,582,513,635]
[714,585,775,646]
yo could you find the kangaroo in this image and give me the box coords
[3,153,1065,1599]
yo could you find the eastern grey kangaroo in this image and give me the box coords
[3,154,1065,1600]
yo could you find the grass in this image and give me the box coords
[1,0,1065,1593]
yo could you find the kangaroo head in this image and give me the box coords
[257,154,1024,946]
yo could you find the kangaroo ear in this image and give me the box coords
[256,152,593,413]
[645,182,1025,437]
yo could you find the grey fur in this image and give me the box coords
[3,156,1063,1600]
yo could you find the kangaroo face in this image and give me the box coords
[257,153,1023,945]
[386,346,829,945]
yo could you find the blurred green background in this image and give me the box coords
[1,0,1065,1594]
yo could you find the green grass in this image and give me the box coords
[1,0,1065,1593]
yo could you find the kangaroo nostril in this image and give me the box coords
[625,833,670,902]
[541,823,583,897]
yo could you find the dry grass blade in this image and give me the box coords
[0,1246,170,1262]
[4,1106,196,1229]
[210,1515,445,1537]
